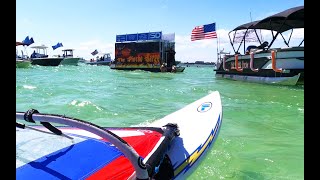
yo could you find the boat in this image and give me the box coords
[30,45,64,66]
[111,31,185,72]
[16,91,222,179]
[85,53,113,66]
[78,57,86,63]
[60,49,80,66]
[214,6,304,85]
[16,42,31,68]
[16,59,31,68]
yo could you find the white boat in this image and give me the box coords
[16,91,222,179]
[85,53,113,66]
[16,42,31,68]
[215,6,304,86]
[16,59,31,68]
[60,49,80,66]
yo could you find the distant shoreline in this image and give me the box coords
[179,62,216,67]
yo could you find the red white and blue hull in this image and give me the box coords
[16,92,222,179]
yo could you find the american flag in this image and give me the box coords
[191,23,217,41]
[234,29,259,43]
[91,49,98,56]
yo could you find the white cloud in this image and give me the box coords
[21,18,33,27]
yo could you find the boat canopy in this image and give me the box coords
[62,49,75,51]
[228,6,304,54]
[231,6,304,33]
[31,45,49,49]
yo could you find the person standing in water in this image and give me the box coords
[160,63,167,72]
[171,65,177,73]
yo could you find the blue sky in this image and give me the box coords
[16,0,304,62]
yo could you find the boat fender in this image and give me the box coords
[271,50,282,73]
[250,52,259,72]
[235,54,243,72]
[223,55,229,71]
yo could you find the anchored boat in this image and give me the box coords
[16,42,31,68]
[30,45,64,66]
[85,53,113,66]
[215,6,304,85]
[60,49,81,66]
[111,31,185,72]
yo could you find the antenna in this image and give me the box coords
[216,22,219,64]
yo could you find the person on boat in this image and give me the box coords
[160,63,167,72]
[245,45,258,55]
[257,41,269,50]
[166,47,176,68]
[31,50,36,58]
[171,65,177,73]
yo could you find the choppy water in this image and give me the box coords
[16,64,304,180]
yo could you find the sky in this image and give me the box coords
[16,0,304,63]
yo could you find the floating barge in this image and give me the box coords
[110,31,185,72]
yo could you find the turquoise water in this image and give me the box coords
[16,65,304,179]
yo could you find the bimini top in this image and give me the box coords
[231,6,304,33]
[62,49,75,51]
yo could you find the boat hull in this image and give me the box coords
[16,60,31,68]
[85,61,111,66]
[60,57,80,66]
[31,58,64,66]
[215,47,304,85]
[216,72,301,85]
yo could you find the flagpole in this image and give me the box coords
[216,22,219,66]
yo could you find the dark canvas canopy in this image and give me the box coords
[231,6,304,33]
